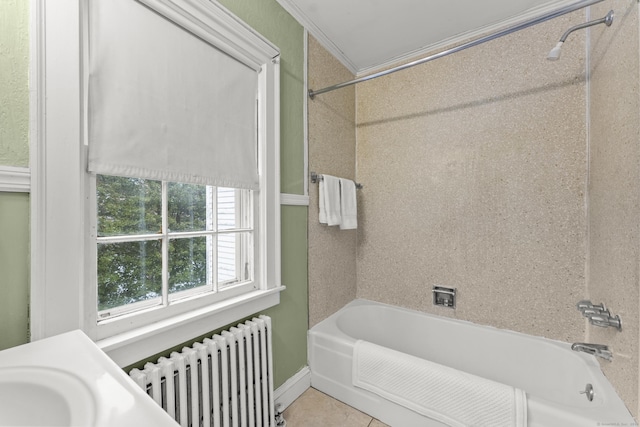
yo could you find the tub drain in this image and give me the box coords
[580,383,594,402]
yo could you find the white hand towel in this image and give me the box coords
[319,174,341,226]
[339,178,357,230]
[318,179,327,224]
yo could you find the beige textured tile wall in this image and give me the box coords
[307,35,358,328]
[588,0,640,418]
[355,10,589,342]
[307,3,640,419]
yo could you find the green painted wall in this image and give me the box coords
[0,0,30,167]
[266,205,308,386]
[0,0,31,352]
[0,193,30,350]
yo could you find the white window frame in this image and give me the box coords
[92,182,256,330]
[30,0,283,367]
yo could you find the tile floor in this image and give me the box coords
[283,387,390,427]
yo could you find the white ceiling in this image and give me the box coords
[275,0,587,74]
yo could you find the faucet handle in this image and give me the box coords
[581,307,610,317]
[577,300,593,310]
[577,300,606,313]
[589,314,622,331]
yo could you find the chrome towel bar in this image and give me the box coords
[310,171,363,189]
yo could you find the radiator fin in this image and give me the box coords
[129,316,274,427]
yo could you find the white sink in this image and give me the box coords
[0,367,95,426]
[0,331,177,427]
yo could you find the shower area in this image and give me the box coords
[308,0,640,420]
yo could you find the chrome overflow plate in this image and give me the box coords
[580,383,594,402]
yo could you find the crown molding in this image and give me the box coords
[357,0,588,76]
[279,0,588,78]
[275,0,358,75]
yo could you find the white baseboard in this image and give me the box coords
[274,366,311,411]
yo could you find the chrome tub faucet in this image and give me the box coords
[571,343,613,361]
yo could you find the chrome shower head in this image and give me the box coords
[547,42,564,61]
[547,10,614,61]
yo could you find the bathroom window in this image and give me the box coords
[96,178,254,320]
[32,0,283,366]
[82,0,283,351]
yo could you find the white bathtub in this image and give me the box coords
[308,299,635,427]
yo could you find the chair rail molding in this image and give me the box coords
[0,166,30,193]
[280,193,309,206]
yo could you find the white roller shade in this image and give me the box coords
[88,0,260,190]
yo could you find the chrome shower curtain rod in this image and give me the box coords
[308,0,605,99]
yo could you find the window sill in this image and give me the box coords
[97,286,285,367]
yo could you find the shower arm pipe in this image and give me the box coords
[308,0,605,99]
[558,9,613,42]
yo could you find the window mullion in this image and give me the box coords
[235,189,243,282]
[162,181,169,307]
[96,233,164,244]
